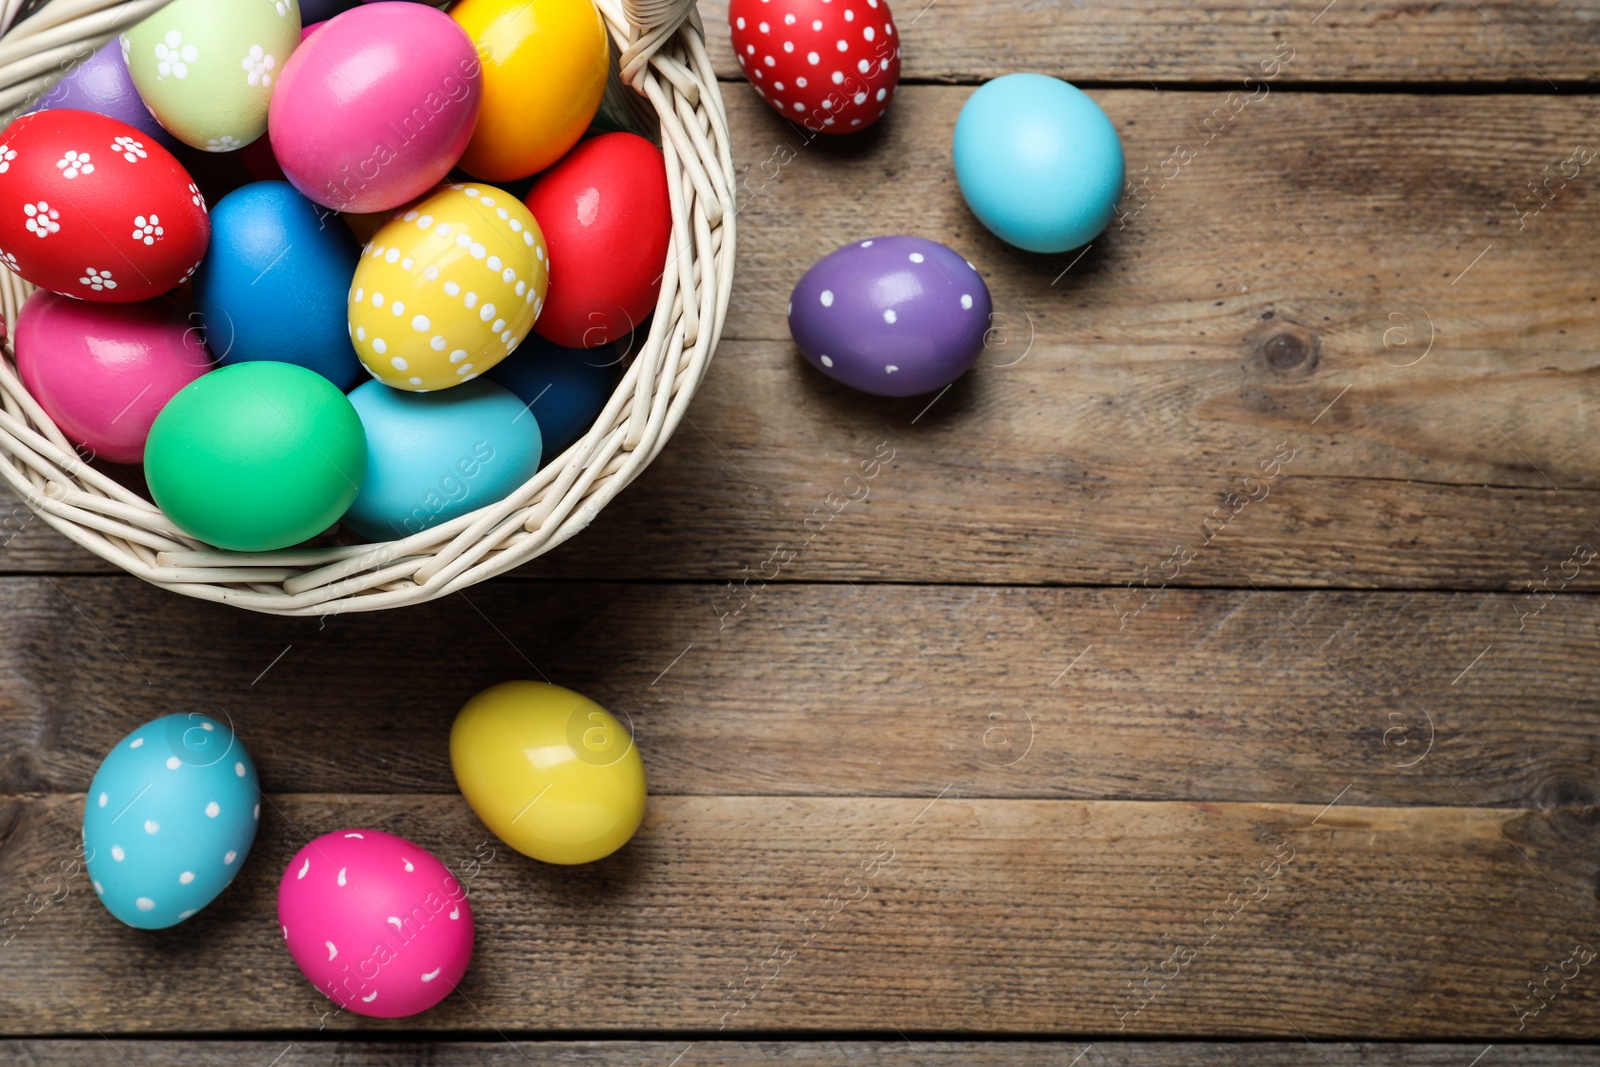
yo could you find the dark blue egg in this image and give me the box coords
[488,334,620,461]
[302,0,363,21]
[194,182,362,390]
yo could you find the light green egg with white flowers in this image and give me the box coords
[123,0,302,153]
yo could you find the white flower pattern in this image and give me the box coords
[24,202,58,238]
[188,182,206,212]
[0,249,17,273]
[274,1,291,17]
[79,267,116,292]
[55,150,92,179]
[0,146,15,174]
[113,136,146,163]
[243,46,276,88]
[205,135,242,153]
[132,215,163,245]
[154,30,198,80]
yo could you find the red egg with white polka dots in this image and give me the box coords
[728,0,901,134]
[0,109,209,302]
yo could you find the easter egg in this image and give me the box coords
[522,133,670,349]
[727,0,900,134]
[0,109,209,301]
[953,74,1124,254]
[83,713,260,929]
[269,3,482,213]
[279,829,474,1018]
[31,39,178,150]
[300,0,359,20]
[343,379,541,541]
[14,290,210,465]
[450,0,610,181]
[195,181,362,389]
[788,236,991,397]
[349,184,550,391]
[488,334,617,460]
[451,681,647,865]
[123,0,302,153]
[145,361,367,550]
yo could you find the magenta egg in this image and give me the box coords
[267,3,482,213]
[278,829,474,1019]
[15,290,210,465]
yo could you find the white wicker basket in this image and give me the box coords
[0,0,734,615]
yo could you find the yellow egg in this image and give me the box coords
[451,0,610,181]
[450,681,648,865]
[348,184,550,391]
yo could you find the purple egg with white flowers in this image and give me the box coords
[788,236,992,397]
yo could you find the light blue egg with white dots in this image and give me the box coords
[952,73,1125,254]
[83,714,261,929]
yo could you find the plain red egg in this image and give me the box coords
[523,133,671,348]
[0,109,209,302]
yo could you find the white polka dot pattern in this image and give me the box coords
[349,184,549,392]
[727,0,901,133]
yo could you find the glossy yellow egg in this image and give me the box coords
[451,0,610,181]
[450,681,647,865]
[348,184,549,391]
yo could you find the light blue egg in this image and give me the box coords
[83,714,260,930]
[952,73,1125,254]
[194,181,362,390]
[486,334,618,463]
[343,378,542,542]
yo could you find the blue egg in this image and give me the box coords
[487,334,618,462]
[343,378,542,542]
[195,182,362,390]
[83,714,260,930]
[300,0,362,21]
[952,73,1124,254]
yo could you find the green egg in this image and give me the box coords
[146,362,368,552]
[123,0,302,153]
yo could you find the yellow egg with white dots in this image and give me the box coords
[348,184,550,392]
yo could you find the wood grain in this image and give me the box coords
[2,794,1597,1036]
[701,0,1600,85]
[1,577,1597,809]
[3,91,1600,587]
[0,1041,1592,1065]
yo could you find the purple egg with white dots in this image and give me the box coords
[788,235,992,397]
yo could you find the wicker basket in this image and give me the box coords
[0,0,734,615]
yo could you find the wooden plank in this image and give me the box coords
[702,0,1600,84]
[0,1041,1593,1065]
[2,794,1597,1036]
[2,90,1599,586]
[3,577,1598,808]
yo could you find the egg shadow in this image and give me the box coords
[788,340,980,433]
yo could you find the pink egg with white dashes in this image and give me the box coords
[277,829,474,1018]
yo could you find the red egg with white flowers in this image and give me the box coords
[523,132,671,348]
[0,109,209,302]
[728,0,901,134]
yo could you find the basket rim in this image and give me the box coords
[0,0,737,616]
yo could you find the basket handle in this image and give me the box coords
[616,0,701,91]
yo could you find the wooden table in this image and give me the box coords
[4,1,1600,1061]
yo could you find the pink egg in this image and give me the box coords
[278,829,474,1019]
[14,290,210,465]
[267,3,482,214]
